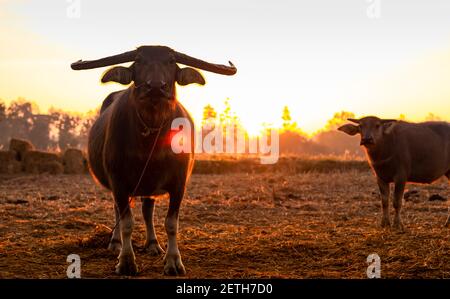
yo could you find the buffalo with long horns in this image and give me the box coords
[71,45,236,276]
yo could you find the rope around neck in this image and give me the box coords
[110,118,165,237]
[135,105,165,137]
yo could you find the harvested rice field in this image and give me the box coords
[1,167,449,278]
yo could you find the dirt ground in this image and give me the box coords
[1,170,449,278]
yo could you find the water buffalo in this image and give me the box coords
[338,116,450,231]
[71,45,236,275]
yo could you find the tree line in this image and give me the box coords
[201,100,364,157]
[0,98,96,151]
[3,97,441,157]
[0,98,364,156]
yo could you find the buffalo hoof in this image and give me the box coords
[115,255,138,276]
[144,240,164,256]
[392,221,405,232]
[164,254,186,276]
[108,239,122,253]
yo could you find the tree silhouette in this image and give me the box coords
[425,113,441,121]
[202,104,217,124]
[50,109,81,151]
[0,101,5,122]
[29,114,55,149]
[324,111,356,131]
[6,99,35,140]
[313,111,361,157]
[281,106,300,133]
[279,106,307,154]
[219,98,239,125]
[201,104,217,149]
[0,101,7,149]
[78,109,98,150]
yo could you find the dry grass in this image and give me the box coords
[0,167,449,278]
[193,156,369,174]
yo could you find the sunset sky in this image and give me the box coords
[1,0,450,135]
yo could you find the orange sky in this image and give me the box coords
[1,0,450,135]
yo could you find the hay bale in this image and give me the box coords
[23,150,63,174]
[40,160,64,175]
[0,151,22,174]
[9,138,35,161]
[62,148,86,174]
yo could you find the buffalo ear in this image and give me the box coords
[382,120,397,134]
[101,66,133,85]
[177,67,205,86]
[338,124,360,136]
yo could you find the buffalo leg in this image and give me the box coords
[393,181,406,231]
[164,189,186,276]
[141,197,164,255]
[377,177,391,227]
[114,191,137,276]
[108,203,122,252]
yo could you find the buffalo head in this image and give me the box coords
[71,45,236,102]
[338,116,397,147]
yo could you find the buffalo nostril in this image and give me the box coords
[147,81,167,90]
[361,138,374,145]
